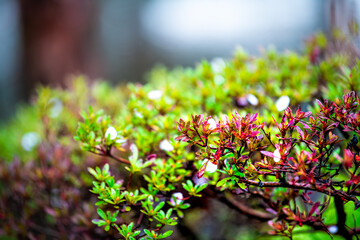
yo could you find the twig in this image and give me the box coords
[206,189,274,221]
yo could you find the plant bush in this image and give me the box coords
[1,35,360,239]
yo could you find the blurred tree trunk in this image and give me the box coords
[18,0,98,99]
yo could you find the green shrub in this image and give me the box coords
[1,35,360,239]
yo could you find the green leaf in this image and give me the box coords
[161,230,173,238]
[97,208,107,220]
[88,167,98,178]
[237,182,247,190]
[92,219,106,226]
[144,229,152,236]
[129,144,139,163]
[216,178,230,187]
[103,163,109,174]
[154,201,165,212]
[196,183,208,192]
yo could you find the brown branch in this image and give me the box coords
[238,178,360,207]
[91,146,131,165]
[334,197,351,239]
[107,150,131,165]
[206,189,274,221]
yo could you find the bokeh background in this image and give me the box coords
[0,0,358,123]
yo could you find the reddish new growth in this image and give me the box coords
[176,91,360,239]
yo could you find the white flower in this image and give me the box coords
[273,148,281,162]
[49,98,63,118]
[214,75,225,85]
[115,138,126,144]
[21,132,41,151]
[159,140,174,152]
[275,96,290,111]
[105,126,117,140]
[328,225,338,234]
[193,175,208,186]
[147,90,163,100]
[207,118,217,130]
[247,94,259,106]
[221,114,229,125]
[134,108,143,119]
[202,159,218,173]
[211,58,226,74]
[170,192,183,206]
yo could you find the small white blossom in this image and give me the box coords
[147,90,162,100]
[170,192,184,206]
[247,94,259,106]
[159,140,174,152]
[21,132,41,151]
[214,75,225,85]
[202,159,218,173]
[207,118,217,130]
[115,138,126,144]
[211,58,226,73]
[328,225,338,234]
[134,108,143,119]
[49,98,63,118]
[105,126,117,140]
[275,96,290,111]
[273,149,281,162]
[193,175,208,186]
[221,114,229,125]
[130,143,137,153]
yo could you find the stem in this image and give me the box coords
[206,189,274,221]
[194,126,206,146]
[91,146,131,165]
[127,172,133,190]
[334,196,352,239]
[237,178,360,207]
[108,151,131,165]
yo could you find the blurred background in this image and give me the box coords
[0,0,358,123]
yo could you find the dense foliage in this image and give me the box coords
[1,34,360,239]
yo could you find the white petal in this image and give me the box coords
[49,98,63,118]
[148,90,163,100]
[273,149,281,162]
[328,226,338,234]
[134,108,143,118]
[202,159,218,173]
[105,126,117,140]
[21,132,41,151]
[211,58,226,74]
[159,140,174,151]
[193,175,208,186]
[214,75,225,85]
[247,94,259,106]
[207,118,217,130]
[115,139,126,144]
[275,96,290,111]
[170,192,183,206]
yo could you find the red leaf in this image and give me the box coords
[214,149,223,161]
[260,151,275,158]
[198,163,206,178]
[300,122,311,130]
[316,99,324,110]
[249,113,258,123]
[344,149,354,169]
[295,126,304,139]
[309,202,320,216]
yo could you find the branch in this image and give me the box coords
[238,178,360,207]
[91,146,131,165]
[206,189,274,221]
[334,197,351,239]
